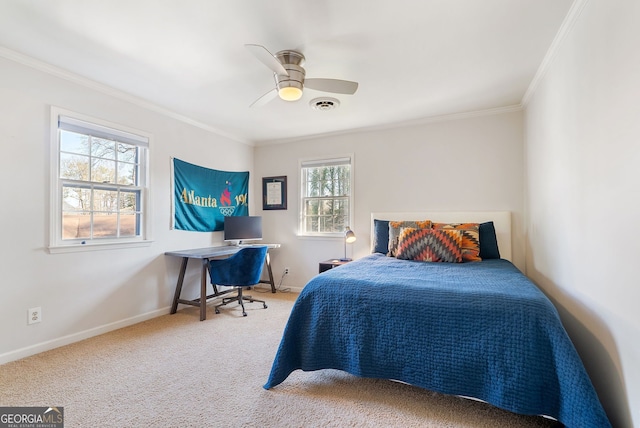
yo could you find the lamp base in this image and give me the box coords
[339,258,352,262]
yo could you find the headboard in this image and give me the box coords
[370,211,512,262]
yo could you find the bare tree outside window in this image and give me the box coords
[301,157,352,235]
[59,128,143,240]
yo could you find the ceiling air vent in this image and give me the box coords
[310,97,340,111]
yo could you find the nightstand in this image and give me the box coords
[319,259,351,273]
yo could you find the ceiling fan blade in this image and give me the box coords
[249,88,278,108]
[245,44,289,76]
[305,78,358,95]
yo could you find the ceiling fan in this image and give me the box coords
[245,44,359,107]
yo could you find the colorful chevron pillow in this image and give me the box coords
[432,222,481,262]
[387,220,432,257]
[395,227,463,263]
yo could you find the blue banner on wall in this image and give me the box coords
[173,158,249,231]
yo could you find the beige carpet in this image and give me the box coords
[0,291,561,427]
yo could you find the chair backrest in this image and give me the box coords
[208,246,268,287]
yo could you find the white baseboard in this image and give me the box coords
[0,307,170,365]
[1,287,303,365]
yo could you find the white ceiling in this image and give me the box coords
[0,0,574,145]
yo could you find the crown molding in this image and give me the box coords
[257,104,524,146]
[0,46,251,146]
[521,0,590,106]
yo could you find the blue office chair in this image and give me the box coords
[208,246,268,317]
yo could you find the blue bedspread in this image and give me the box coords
[264,254,610,428]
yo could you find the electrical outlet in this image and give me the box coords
[28,307,41,325]
[284,267,290,275]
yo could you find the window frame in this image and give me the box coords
[298,154,354,238]
[49,107,152,253]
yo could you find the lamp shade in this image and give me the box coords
[342,227,356,261]
[345,227,356,243]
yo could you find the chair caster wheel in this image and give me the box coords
[243,312,247,317]
[263,304,268,309]
[215,309,220,314]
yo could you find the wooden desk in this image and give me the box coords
[165,244,280,321]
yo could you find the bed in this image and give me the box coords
[264,212,610,428]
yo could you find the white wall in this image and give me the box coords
[254,110,524,290]
[524,0,639,426]
[5,4,634,421]
[0,56,254,362]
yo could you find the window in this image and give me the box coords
[299,156,353,236]
[49,108,151,252]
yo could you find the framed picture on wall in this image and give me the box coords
[262,176,287,210]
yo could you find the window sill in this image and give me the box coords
[297,233,344,240]
[48,240,154,254]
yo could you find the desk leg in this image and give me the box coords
[171,257,189,314]
[200,258,208,321]
[266,252,276,293]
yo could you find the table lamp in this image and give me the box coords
[341,227,356,261]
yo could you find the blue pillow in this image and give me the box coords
[479,221,500,259]
[372,219,390,254]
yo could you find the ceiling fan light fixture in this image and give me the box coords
[278,83,303,101]
[247,44,358,107]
